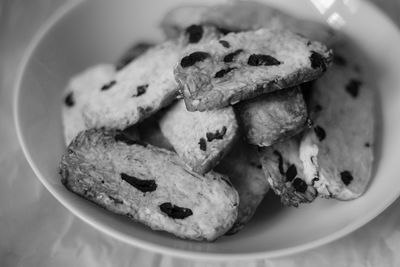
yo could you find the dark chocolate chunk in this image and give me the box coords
[180,52,210,68]
[309,51,327,71]
[219,40,230,48]
[285,164,297,182]
[116,42,153,71]
[206,126,227,141]
[185,24,203,44]
[333,54,347,66]
[114,131,148,147]
[109,195,124,204]
[120,173,157,193]
[248,54,281,66]
[101,80,116,91]
[159,202,193,219]
[340,171,353,186]
[273,150,285,175]
[198,138,207,151]
[311,177,319,185]
[314,125,326,141]
[292,178,308,193]
[365,142,371,148]
[345,79,362,98]
[223,49,243,63]
[135,84,148,97]
[64,92,74,107]
[214,68,236,78]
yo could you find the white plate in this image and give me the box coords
[14,0,400,260]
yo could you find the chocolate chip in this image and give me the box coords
[206,126,227,141]
[214,68,236,78]
[292,178,308,193]
[101,80,116,91]
[309,51,327,71]
[248,54,281,66]
[333,54,347,66]
[116,42,153,71]
[285,164,297,182]
[159,202,193,219]
[314,125,326,141]
[64,92,74,107]
[135,84,148,97]
[273,150,284,175]
[198,138,207,151]
[115,131,147,146]
[345,79,362,98]
[120,173,157,192]
[365,142,370,148]
[180,52,210,68]
[340,171,353,186]
[185,24,203,44]
[109,195,123,204]
[219,40,230,48]
[223,49,243,63]
[312,177,319,185]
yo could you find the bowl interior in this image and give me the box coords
[15,0,400,259]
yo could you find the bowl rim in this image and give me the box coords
[13,0,400,260]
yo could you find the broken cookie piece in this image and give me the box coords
[159,100,238,174]
[60,129,239,241]
[175,28,333,111]
[258,136,318,207]
[237,86,309,147]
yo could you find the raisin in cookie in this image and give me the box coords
[237,86,309,147]
[175,28,333,111]
[59,129,239,241]
[215,138,269,234]
[258,136,318,207]
[299,44,375,200]
[161,1,337,44]
[62,64,116,145]
[159,100,238,174]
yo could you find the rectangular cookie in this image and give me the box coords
[175,27,333,111]
[215,138,269,234]
[80,25,221,131]
[299,42,375,200]
[236,86,309,147]
[159,100,238,174]
[59,129,239,241]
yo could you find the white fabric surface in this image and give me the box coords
[1,0,400,266]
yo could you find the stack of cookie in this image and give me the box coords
[59,1,375,241]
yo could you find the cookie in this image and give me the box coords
[175,28,333,111]
[115,42,154,71]
[237,86,309,147]
[215,138,269,234]
[80,25,221,130]
[59,129,239,241]
[299,43,375,200]
[258,136,318,207]
[159,100,238,174]
[161,1,337,44]
[62,64,116,145]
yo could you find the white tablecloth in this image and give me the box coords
[1,0,400,266]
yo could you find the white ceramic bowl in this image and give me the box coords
[14,0,400,260]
